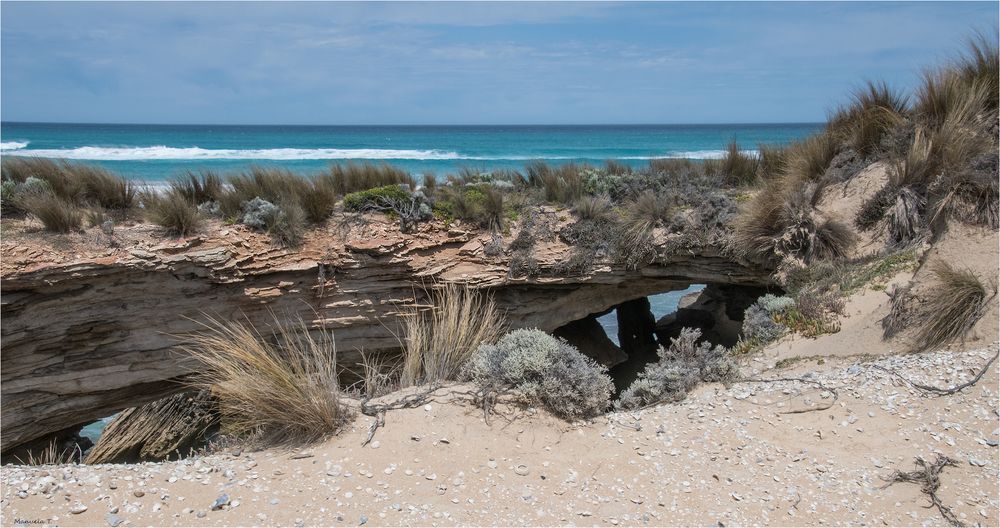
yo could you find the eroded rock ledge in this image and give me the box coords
[1,217,772,452]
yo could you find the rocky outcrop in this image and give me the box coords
[1,217,772,452]
[553,315,627,368]
[655,284,773,348]
[84,390,218,465]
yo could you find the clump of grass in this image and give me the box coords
[299,179,338,224]
[343,184,411,211]
[526,161,585,204]
[785,132,840,182]
[573,195,614,222]
[240,197,306,246]
[170,170,223,205]
[914,260,993,351]
[75,165,138,211]
[719,140,760,186]
[604,159,632,176]
[181,315,351,445]
[322,162,414,195]
[146,189,201,236]
[400,283,506,387]
[757,144,788,181]
[21,193,83,233]
[830,80,909,158]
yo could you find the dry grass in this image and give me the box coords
[573,195,614,222]
[830,80,909,158]
[720,140,760,186]
[146,189,202,236]
[914,260,993,351]
[757,143,788,181]
[526,161,586,204]
[12,438,82,466]
[322,162,414,195]
[21,193,83,233]
[785,132,839,182]
[400,283,506,387]
[181,314,350,445]
[170,170,223,205]
[75,165,138,211]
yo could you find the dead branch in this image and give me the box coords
[872,352,998,396]
[882,455,963,527]
[738,376,839,414]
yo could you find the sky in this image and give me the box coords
[1,1,996,125]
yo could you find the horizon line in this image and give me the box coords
[1,120,827,128]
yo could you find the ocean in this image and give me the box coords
[0,122,821,182]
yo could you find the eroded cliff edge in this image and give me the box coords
[0,212,772,452]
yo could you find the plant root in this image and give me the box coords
[872,352,998,396]
[882,455,964,527]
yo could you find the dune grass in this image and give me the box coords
[181,315,350,445]
[321,161,414,195]
[400,283,506,387]
[830,80,909,158]
[145,189,202,236]
[20,193,83,233]
[719,140,760,186]
[914,260,993,351]
[170,170,223,205]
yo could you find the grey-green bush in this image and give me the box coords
[616,328,739,410]
[741,294,796,345]
[467,329,613,419]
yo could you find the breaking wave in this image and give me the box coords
[2,146,464,161]
[0,141,29,150]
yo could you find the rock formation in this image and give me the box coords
[1,217,772,453]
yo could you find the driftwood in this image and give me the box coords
[85,390,219,464]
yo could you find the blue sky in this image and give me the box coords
[1,1,995,125]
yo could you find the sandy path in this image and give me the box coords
[3,345,998,527]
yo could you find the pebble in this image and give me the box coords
[359,514,368,525]
[424,405,433,412]
[133,490,145,498]
[514,465,530,476]
[425,473,437,481]
[370,441,380,449]
[69,503,88,514]
[106,513,124,527]
[211,493,230,511]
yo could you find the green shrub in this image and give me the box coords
[468,329,613,419]
[616,328,738,410]
[240,197,305,246]
[343,184,411,211]
[741,294,795,345]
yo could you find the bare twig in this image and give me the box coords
[882,455,963,527]
[872,352,998,396]
[738,376,839,414]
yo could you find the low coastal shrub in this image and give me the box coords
[241,197,305,246]
[147,189,201,236]
[400,283,505,387]
[914,260,994,351]
[616,328,739,410]
[740,294,795,346]
[468,329,613,419]
[181,315,350,445]
[343,184,412,211]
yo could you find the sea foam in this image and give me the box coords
[2,146,464,161]
[0,141,29,150]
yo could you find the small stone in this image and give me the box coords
[370,441,380,449]
[106,513,124,527]
[359,514,369,525]
[410,435,421,442]
[70,503,88,514]
[133,490,145,498]
[514,465,530,476]
[985,438,999,447]
[197,511,207,519]
[425,473,437,481]
[424,405,433,412]
[211,494,230,511]
[290,453,314,460]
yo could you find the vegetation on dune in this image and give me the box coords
[145,188,202,236]
[913,260,994,351]
[400,283,506,387]
[468,328,613,419]
[181,315,350,445]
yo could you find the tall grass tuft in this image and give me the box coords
[322,162,414,195]
[181,315,350,445]
[21,193,83,233]
[785,132,840,182]
[915,260,993,351]
[526,161,585,204]
[400,283,506,387]
[757,144,788,181]
[146,189,202,236]
[170,170,223,205]
[75,165,137,211]
[831,80,909,158]
[719,140,760,186]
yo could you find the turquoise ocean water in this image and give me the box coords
[0,122,820,182]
